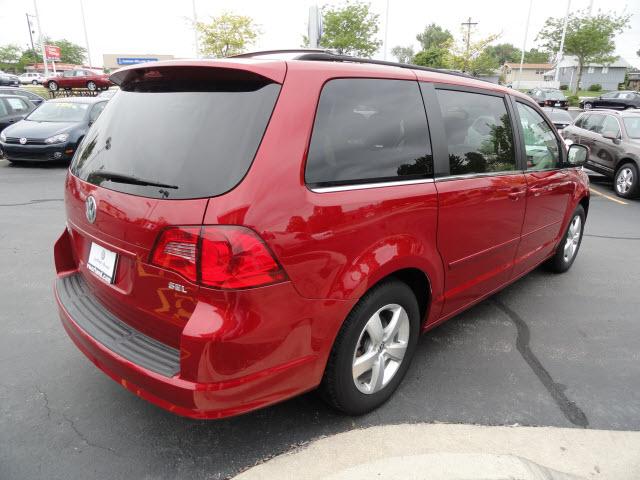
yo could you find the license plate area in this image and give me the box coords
[87,242,118,284]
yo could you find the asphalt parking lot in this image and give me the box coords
[1,160,639,480]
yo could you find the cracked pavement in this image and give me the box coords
[1,161,639,480]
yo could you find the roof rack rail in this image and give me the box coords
[231,50,492,83]
[293,52,487,82]
[230,49,334,58]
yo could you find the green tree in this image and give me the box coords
[485,43,521,65]
[197,12,259,58]
[448,31,500,75]
[391,45,414,63]
[413,46,450,68]
[319,1,381,57]
[416,23,453,51]
[44,38,87,64]
[0,44,22,72]
[537,10,630,92]
[523,48,549,63]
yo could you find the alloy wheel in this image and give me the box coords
[352,303,410,395]
[87,81,97,91]
[563,215,582,263]
[584,103,592,110]
[616,167,634,195]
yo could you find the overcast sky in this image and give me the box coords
[0,0,638,68]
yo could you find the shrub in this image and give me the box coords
[588,83,602,91]
[559,84,569,90]
[567,95,580,107]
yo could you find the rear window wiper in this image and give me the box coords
[87,171,179,190]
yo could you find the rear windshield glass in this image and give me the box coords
[71,68,280,200]
[28,102,89,122]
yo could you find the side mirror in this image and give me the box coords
[567,144,588,166]
[602,131,619,141]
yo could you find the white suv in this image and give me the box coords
[19,72,44,85]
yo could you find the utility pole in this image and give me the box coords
[554,0,571,83]
[518,0,533,88]
[25,14,36,56]
[461,17,477,72]
[79,0,92,67]
[33,0,48,76]
[192,0,199,58]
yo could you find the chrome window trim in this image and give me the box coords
[310,177,434,193]
[435,170,524,182]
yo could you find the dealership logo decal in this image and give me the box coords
[85,196,97,224]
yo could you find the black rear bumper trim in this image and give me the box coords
[57,273,180,377]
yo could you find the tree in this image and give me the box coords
[44,39,87,64]
[0,44,22,72]
[319,1,381,57]
[413,46,450,68]
[391,46,414,64]
[537,10,630,92]
[416,23,453,51]
[448,31,500,75]
[197,12,259,58]
[485,43,521,65]
[523,48,549,63]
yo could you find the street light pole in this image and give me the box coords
[79,0,93,68]
[517,0,533,88]
[192,0,199,58]
[554,0,571,82]
[32,0,48,76]
[383,0,389,60]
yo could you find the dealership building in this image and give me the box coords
[102,53,175,71]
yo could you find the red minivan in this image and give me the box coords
[54,52,590,418]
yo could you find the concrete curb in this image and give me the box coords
[234,423,640,479]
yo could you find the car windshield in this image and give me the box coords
[71,67,281,200]
[545,109,572,122]
[27,102,89,122]
[544,91,565,100]
[623,116,640,138]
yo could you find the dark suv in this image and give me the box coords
[563,109,640,198]
[54,52,590,418]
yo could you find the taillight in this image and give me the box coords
[150,226,287,289]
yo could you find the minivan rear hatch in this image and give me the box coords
[65,61,284,347]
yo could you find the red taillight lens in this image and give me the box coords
[150,226,287,289]
[150,227,200,282]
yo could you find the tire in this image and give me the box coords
[48,81,58,91]
[87,81,97,91]
[32,79,38,85]
[583,102,593,110]
[545,205,586,273]
[320,279,420,415]
[614,163,640,199]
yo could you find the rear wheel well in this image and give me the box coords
[386,268,431,324]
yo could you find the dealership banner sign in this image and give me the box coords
[45,45,61,61]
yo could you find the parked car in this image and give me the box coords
[53,54,590,419]
[19,72,44,85]
[0,94,36,133]
[542,107,574,131]
[0,73,20,87]
[528,88,569,109]
[0,96,107,163]
[44,69,112,92]
[580,91,640,110]
[563,109,640,198]
[0,87,46,107]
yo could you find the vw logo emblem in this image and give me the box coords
[19,137,27,145]
[85,196,97,224]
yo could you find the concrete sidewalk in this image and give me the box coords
[235,423,640,480]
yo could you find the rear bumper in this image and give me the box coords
[54,268,354,419]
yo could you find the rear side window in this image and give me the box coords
[437,89,515,175]
[71,67,281,200]
[305,79,432,187]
